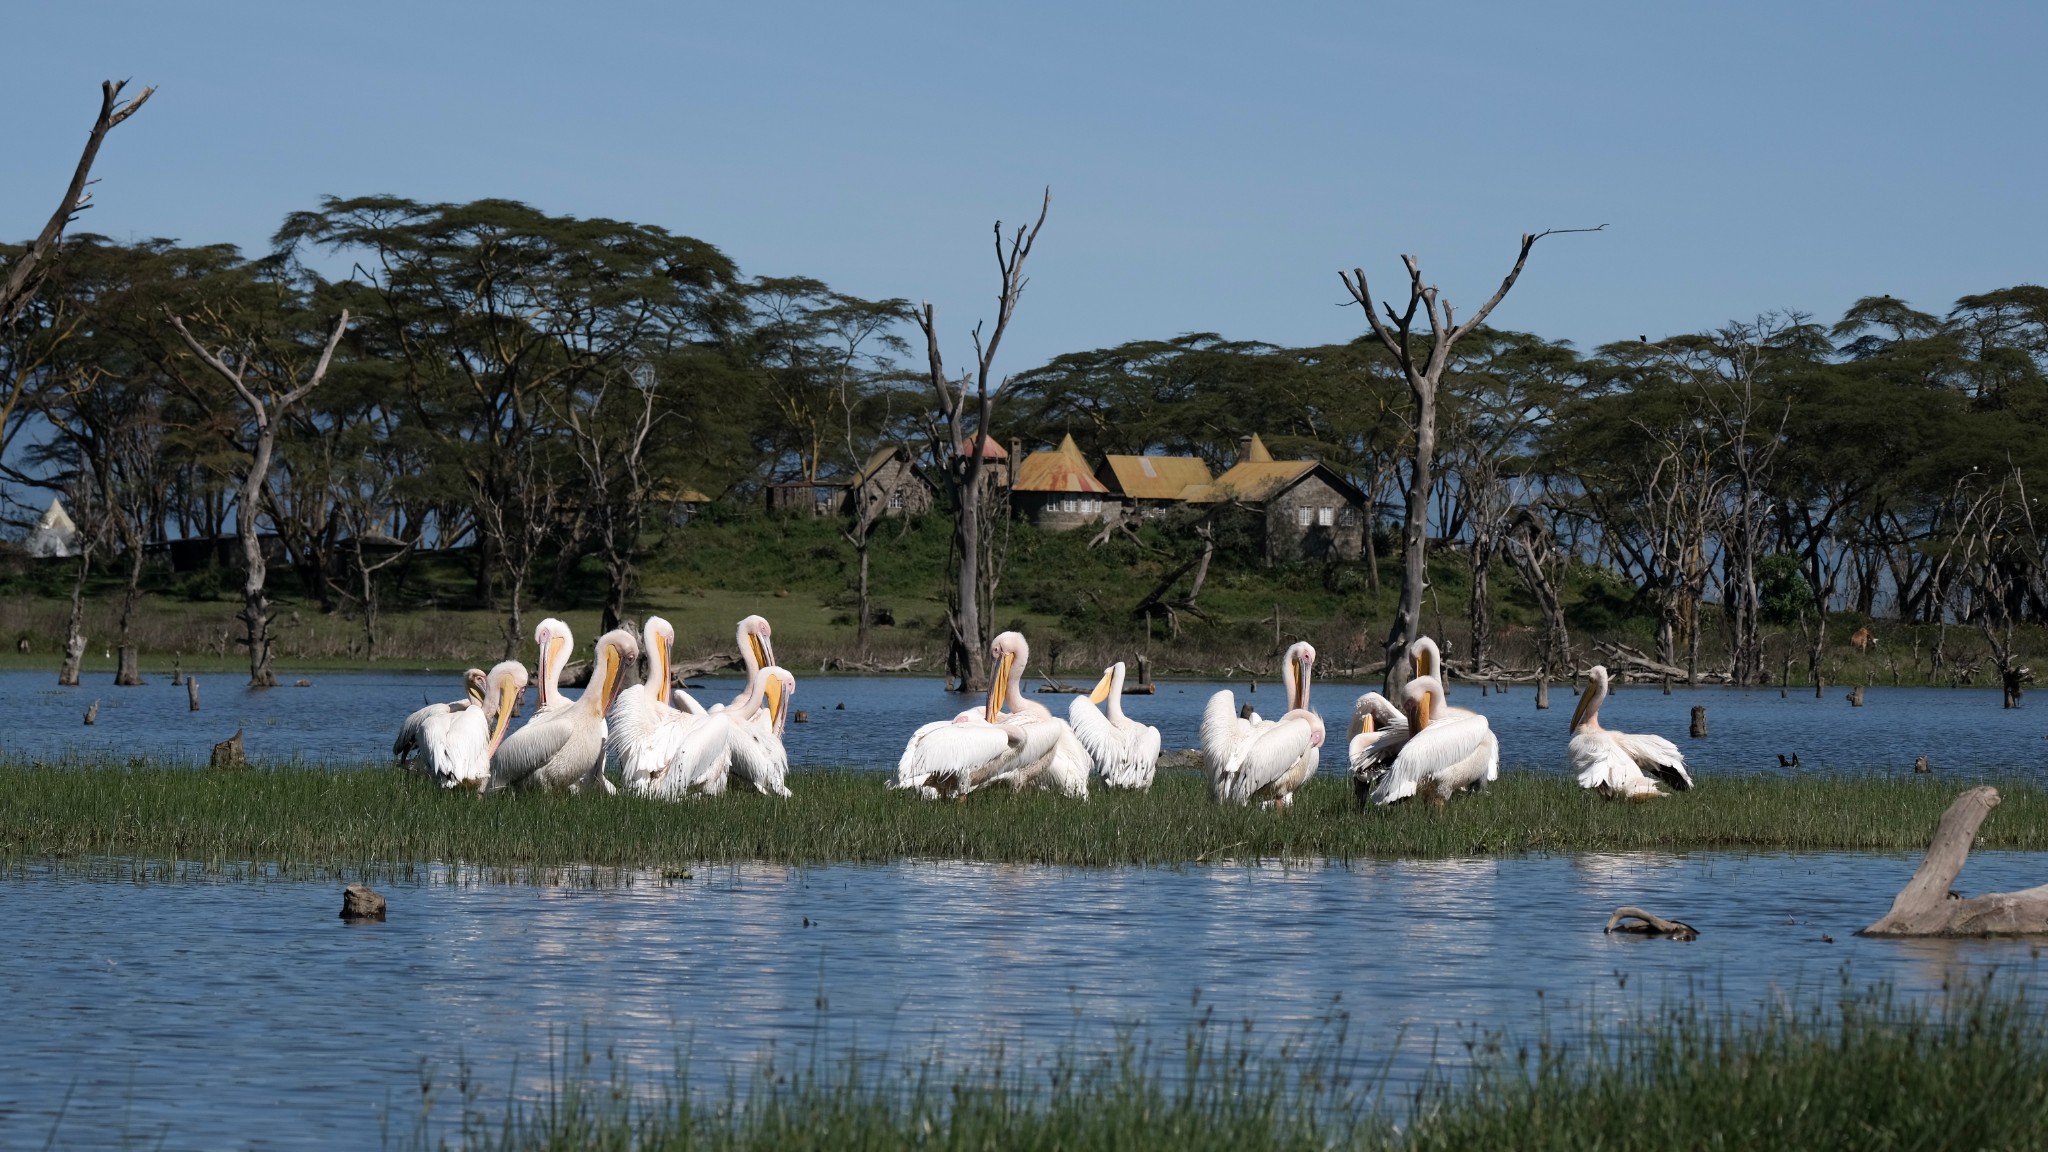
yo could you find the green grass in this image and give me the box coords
[3,764,2042,872]
[407,974,2048,1151]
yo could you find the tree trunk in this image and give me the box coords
[950,464,985,691]
[854,534,872,654]
[1860,787,2048,937]
[1467,534,1493,673]
[59,549,93,686]
[239,431,278,688]
[1383,391,1435,695]
[114,537,144,685]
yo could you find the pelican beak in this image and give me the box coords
[1415,692,1432,732]
[652,630,671,692]
[1359,713,1375,736]
[467,683,485,707]
[542,635,565,703]
[985,652,1013,722]
[1570,678,1596,730]
[600,648,626,712]
[765,674,788,735]
[1088,669,1114,705]
[750,632,771,671]
[485,685,518,757]
[1294,655,1312,710]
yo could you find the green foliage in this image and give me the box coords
[1758,553,1812,625]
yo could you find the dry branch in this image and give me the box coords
[1861,786,2048,936]
[1,80,155,330]
[1604,906,1697,940]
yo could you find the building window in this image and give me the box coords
[1317,507,1334,527]
[889,489,904,510]
[1297,507,1313,527]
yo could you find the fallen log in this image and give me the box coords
[1860,786,2048,937]
[1604,906,1698,940]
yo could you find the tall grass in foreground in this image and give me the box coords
[413,976,2048,1151]
[5,762,2046,872]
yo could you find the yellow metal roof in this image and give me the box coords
[1014,434,1110,494]
[1099,455,1213,500]
[1197,459,1317,503]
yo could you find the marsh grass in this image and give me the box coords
[3,762,2043,873]
[411,974,2048,1151]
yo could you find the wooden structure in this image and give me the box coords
[1011,434,1112,531]
[764,445,932,519]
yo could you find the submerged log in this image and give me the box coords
[1690,705,1708,738]
[1860,787,2048,937]
[1604,906,1697,940]
[210,728,244,768]
[340,883,386,922]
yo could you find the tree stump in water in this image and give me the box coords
[210,728,244,768]
[1914,755,1931,774]
[115,645,142,686]
[83,700,99,726]
[1690,705,1708,738]
[1535,676,1549,710]
[340,884,386,922]
[188,677,200,711]
[1605,906,1697,940]
[1848,685,1865,707]
[1860,787,2048,936]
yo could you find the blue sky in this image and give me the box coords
[4,2,2042,372]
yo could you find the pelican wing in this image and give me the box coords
[629,711,732,799]
[728,716,792,797]
[1372,714,1497,805]
[1229,715,1319,804]
[1615,731,1693,791]
[395,700,464,761]
[894,719,1016,797]
[490,714,582,791]
[1349,724,1409,780]
[1347,692,1406,741]
[1068,697,1158,788]
[671,688,708,715]
[1200,690,1252,773]
[1012,725,1092,798]
[421,707,490,790]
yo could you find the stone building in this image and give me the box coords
[1010,434,1113,531]
[764,445,933,519]
[1192,434,1368,564]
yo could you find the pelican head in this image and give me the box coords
[1283,641,1317,711]
[1089,662,1124,705]
[590,629,641,714]
[462,667,487,705]
[482,661,530,757]
[1409,636,1442,682]
[1572,665,1610,732]
[535,618,572,705]
[738,615,775,674]
[1404,675,1446,731]
[643,616,676,693]
[986,631,1029,722]
[762,665,795,736]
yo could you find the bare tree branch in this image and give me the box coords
[1,80,156,329]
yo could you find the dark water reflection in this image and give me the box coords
[4,852,2046,1149]
[3,669,2044,778]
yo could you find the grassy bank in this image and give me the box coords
[408,976,2048,1151]
[3,765,2041,871]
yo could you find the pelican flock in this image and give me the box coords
[387,617,1698,809]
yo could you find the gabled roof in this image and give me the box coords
[954,435,1008,460]
[855,445,919,485]
[1202,458,1318,503]
[1098,455,1214,501]
[1014,434,1110,494]
[651,481,713,502]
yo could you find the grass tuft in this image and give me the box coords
[2,763,2043,872]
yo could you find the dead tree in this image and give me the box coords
[914,188,1050,692]
[1861,787,2048,936]
[1504,503,1573,708]
[1339,227,1596,696]
[171,310,349,687]
[0,80,154,331]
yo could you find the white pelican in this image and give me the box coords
[609,616,728,799]
[489,628,639,794]
[1369,675,1498,807]
[1570,664,1693,800]
[1346,691,1409,802]
[1201,641,1323,809]
[1069,662,1160,790]
[393,667,486,766]
[726,664,796,797]
[532,618,576,721]
[1408,636,1478,719]
[893,631,1067,799]
[672,614,777,713]
[419,661,527,790]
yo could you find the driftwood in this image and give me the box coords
[1604,906,1698,940]
[1861,787,2048,936]
[340,884,386,922]
[818,654,923,674]
[1593,640,1735,684]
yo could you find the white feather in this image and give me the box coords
[1371,712,1497,806]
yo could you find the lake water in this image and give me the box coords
[5,851,2046,1149]
[3,669,2042,778]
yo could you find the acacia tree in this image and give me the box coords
[914,189,1049,691]
[171,306,350,687]
[1340,227,1592,694]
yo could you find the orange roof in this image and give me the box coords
[1014,434,1110,494]
[1099,455,1213,500]
[955,435,1007,460]
[1199,459,1317,502]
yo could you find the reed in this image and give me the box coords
[411,975,2048,1151]
[3,762,2044,871]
